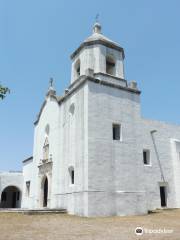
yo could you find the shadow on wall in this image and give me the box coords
[0,186,21,208]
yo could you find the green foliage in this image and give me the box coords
[0,85,10,100]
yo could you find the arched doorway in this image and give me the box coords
[0,186,21,208]
[43,177,48,207]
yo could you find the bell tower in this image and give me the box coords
[70,22,125,83]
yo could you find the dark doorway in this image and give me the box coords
[12,192,17,208]
[43,177,48,207]
[160,186,167,207]
[0,186,21,208]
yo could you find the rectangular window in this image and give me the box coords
[143,150,150,165]
[77,66,80,76]
[113,124,121,140]
[26,181,30,197]
[71,170,74,185]
[106,56,115,75]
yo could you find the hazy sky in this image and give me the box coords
[0,0,180,171]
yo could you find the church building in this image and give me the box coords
[1,22,180,216]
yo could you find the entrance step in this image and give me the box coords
[0,208,67,215]
[148,208,177,214]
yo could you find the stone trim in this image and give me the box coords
[54,190,146,195]
[71,39,125,59]
[68,75,85,90]
[94,72,128,84]
[34,100,47,125]
[59,76,140,106]
[0,171,22,174]
[89,77,141,94]
[22,156,33,164]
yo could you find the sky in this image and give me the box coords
[0,0,180,171]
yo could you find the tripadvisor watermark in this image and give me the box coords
[135,227,174,236]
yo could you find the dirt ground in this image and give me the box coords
[0,209,180,240]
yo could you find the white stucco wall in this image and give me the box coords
[23,85,89,215]
[139,118,180,210]
[56,83,89,215]
[31,96,60,209]
[87,80,147,216]
[22,159,33,208]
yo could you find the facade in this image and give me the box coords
[1,23,180,216]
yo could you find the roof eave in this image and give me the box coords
[70,39,125,60]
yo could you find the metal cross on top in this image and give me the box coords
[49,77,53,87]
[95,14,99,23]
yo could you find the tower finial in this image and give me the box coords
[93,14,101,34]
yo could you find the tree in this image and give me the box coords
[0,84,10,100]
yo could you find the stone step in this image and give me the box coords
[148,208,177,214]
[0,208,67,215]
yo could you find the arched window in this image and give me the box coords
[68,166,74,185]
[69,103,75,115]
[43,138,49,160]
[106,56,115,75]
[45,124,50,135]
[74,59,80,79]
